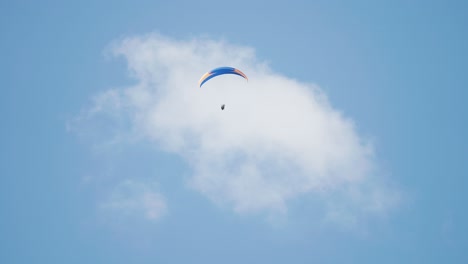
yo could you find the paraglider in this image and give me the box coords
[198,67,248,110]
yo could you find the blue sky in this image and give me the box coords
[1,0,467,263]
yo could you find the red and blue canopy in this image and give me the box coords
[198,66,248,87]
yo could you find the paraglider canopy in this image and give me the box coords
[198,66,248,87]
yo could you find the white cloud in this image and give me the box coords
[100,179,167,221]
[81,33,399,225]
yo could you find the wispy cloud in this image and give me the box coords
[76,33,399,225]
[100,179,167,222]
